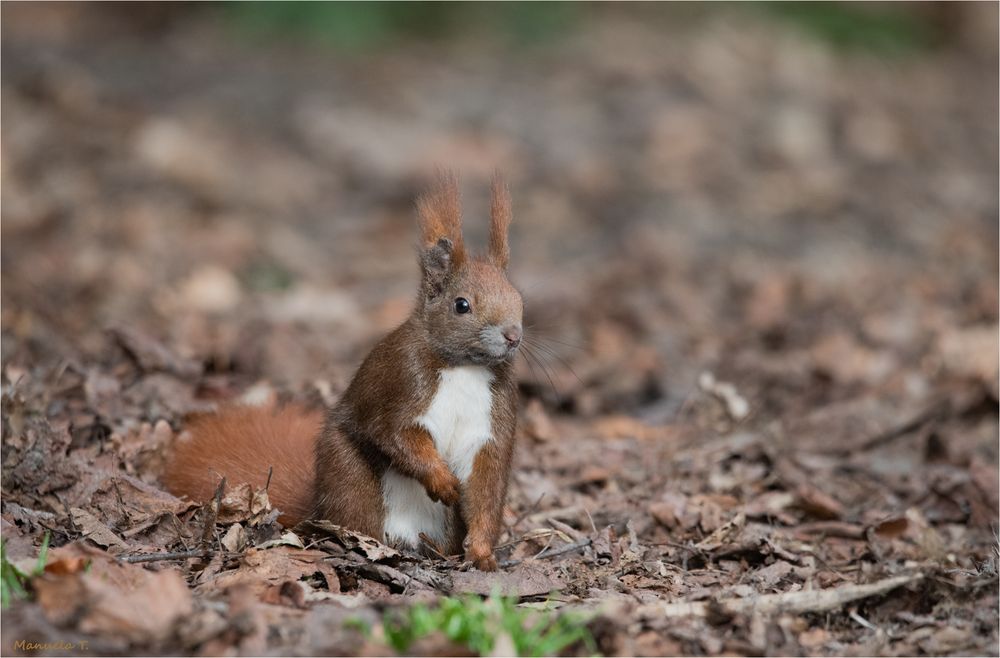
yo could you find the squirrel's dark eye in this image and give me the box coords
[454,297,471,314]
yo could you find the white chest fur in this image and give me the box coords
[418,366,496,481]
[382,366,495,548]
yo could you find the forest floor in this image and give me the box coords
[2,4,998,656]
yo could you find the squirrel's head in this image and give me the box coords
[415,171,523,367]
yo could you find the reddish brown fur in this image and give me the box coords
[162,404,323,525]
[163,172,521,571]
[488,173,512,270]
[416,171,466,268]
[461,360,518,569]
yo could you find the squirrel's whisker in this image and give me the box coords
[523,337,585,387]
[519,343,561,401]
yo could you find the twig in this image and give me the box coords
[418,532,451,561]
[121,548,213,564]
[793,521,866,540]
[631,572,924,619]
[843,399,950,455]
[650,539,703,551]
[652,539,710,570]
[355,560,451,593]
[495,534,536,552]
[265,466,274,493]
[531,532,557,559]
[495,526,574,552]
[849,608,880,632]
[398,563,452,592]
[536,537,592,560]
[499,537,592,569]
[548,518,586,541]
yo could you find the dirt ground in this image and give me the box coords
[2,4,998,656]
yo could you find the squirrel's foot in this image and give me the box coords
[471,554,498,571]
[464,538,498,571]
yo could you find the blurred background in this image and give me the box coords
[3,2,996,416]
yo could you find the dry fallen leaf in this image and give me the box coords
[70,507,128,551]
[523,398,556,442]
[221,523,247,552]
[294,520,401,563]
[794,484,845,520]
[109,325,201,378]
[87,474,195,527]
[33,543,192,643]
[936,324,1000,397]
[871,516,909,539]
[258,531,306,550]
[197,546,339,602]
[451,562,565,597]
[218,482,273,525]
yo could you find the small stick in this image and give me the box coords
[265,466,274,493]
[652,539,708,556]
[418,533,450,561]
[494,534,535,551]
[633,573,924,619]
[793,521,866,540]
[495,527,566,552]
[531,532,557,559]
[849,608,880,632]
[499,537,592,569]
[548,518,586,541]
[121,548,212,564]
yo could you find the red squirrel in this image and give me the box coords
[163,172,522,571]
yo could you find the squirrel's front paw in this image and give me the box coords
[424,465,461,506]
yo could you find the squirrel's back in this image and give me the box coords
[162,403,323,525]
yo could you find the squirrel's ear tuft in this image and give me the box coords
[416,170,465,269]
[488,172,512,270]
[417,172,464,294]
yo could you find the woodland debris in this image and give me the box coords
[70,507,128,551]
[195,546,339,599]
[499,537,594,569]
[121,548,213,564]
[523,397,556,441]
[451,562,565,597]
[294,519,402,563]
[1,412,77,499]
[698,372,750,421]
[108,325,202,378]
[634,573,925,619]
[34,543,193,643]
[936,323,1000,397]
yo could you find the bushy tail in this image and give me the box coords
[162,403,323,525]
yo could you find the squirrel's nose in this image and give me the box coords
[502,324,522,348]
